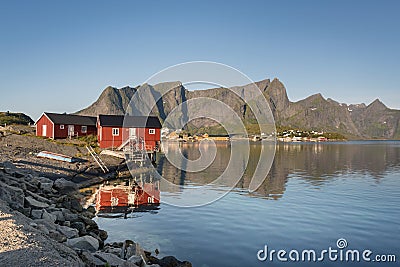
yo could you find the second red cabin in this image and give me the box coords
[97,115,162,151]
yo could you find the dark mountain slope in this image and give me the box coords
[76,79,400,139]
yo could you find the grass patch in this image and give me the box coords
[77,134,98,147]
[0,112,34,125]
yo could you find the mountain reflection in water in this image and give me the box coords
[94,141,400,267]
[157,141,400,200]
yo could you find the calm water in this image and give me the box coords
[95,141,400,266]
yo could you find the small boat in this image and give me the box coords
[37,151,80,163]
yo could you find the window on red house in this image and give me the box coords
[112,128,120,136]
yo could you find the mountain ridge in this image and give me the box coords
[76,79,400,139]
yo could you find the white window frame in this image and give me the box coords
[149,129,155,135]
[112,128,120,136]
[81,126,87,133]
[60,124,64,130]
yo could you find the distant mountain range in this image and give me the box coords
[76,78,400,139]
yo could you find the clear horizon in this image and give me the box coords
[1,0,399,120]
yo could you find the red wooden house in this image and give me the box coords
[35,112,97,139]
[97,115,162,151]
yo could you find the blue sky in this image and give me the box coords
[1,0,399,120]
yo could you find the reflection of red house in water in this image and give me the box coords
[97,115,162,151]
[95,181,160,212]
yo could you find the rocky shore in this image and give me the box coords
[0,161,191,267]
[0,129,191,267]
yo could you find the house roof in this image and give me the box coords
[42,112,97,126]
[98,115,162,128]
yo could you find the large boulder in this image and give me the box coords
[0,181,24,209]
[1,161,16,175]
[156,256,192,267]
[37,176,54,184]
[66,235,99,252]
[70,198,83,212]
[93,252,126,266]
[53,178,78,194]
[40,182,54,193]
[103,246,123,257]
[30,176,52,188]
[80,251,106,267]
[57,225,79,239]
[25,190,52,204]
[86,205,96,214]
[37,224,50,235]
[127,255,143,266]
[12,171,25,178]
[25,196,49,209]
[50,210,65,222]
[88,232,104,249]
[71,221,86,235]
[33,218,57,231]
[61,208,79,221]
[42,209,57,223]
[121,240,137,259]
[56,195,83,212]
[31,209,43,219]
[49,229,67,243]
[81,209,96,219]
[79,215,97,229]
[98,229,108,241]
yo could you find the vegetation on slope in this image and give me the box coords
[0,112,34,126]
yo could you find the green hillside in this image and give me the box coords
[0,112,34,125]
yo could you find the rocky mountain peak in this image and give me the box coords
[102,86,117,94]
[367,99,387,111]
[265,78,290,111]
[75,78,400,139]
[307,93,325,102]
[254,79,270,92]
[76,85,136,116]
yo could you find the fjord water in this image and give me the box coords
[95,141,400,266]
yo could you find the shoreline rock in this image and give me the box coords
[0,161,191,267]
